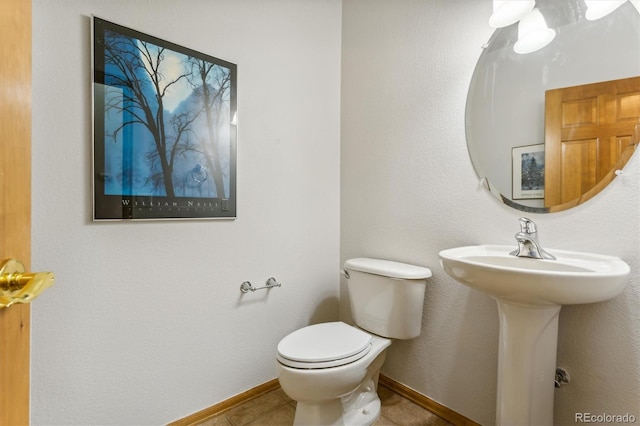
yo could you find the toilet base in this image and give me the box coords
[293,390,381,426]
[293,374,382,426]
[343,397,381,426]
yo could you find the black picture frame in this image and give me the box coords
[92,17,237,220]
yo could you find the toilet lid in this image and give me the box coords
[277,322,372,369]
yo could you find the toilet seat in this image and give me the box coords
[277,322,372,369]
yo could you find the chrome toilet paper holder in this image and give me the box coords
[240,277,282,293]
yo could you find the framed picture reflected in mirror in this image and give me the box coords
[512,144,545,200]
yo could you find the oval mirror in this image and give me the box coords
[466,0,640,213]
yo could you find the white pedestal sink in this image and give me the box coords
[439,245,630,426]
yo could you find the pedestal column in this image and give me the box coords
[495,300,561,426]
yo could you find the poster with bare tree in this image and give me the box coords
[92,17,237,220]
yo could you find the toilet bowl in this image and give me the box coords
[276,258,432,426]
[277,321,391,425]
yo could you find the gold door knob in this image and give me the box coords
[0,258,54,308]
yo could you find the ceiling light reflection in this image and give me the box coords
[514,9,556,54]
[489,0,536,28]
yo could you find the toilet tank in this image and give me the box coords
[344,258,432,339]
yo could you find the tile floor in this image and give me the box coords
[195,384,453,426]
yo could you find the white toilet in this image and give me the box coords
[276,258,432,426]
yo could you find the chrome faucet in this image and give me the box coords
[509,217,556,260]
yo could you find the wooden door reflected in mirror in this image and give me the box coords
[545,76,640,211]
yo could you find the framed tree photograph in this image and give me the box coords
[92,17,237,220]
[512,144,545,200]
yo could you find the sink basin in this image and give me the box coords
[439,244,630,306]
[439,244,630,425]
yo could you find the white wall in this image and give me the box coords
[31,1,341,424]
[341,0,640,425]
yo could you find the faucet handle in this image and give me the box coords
[518,217,537,234]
